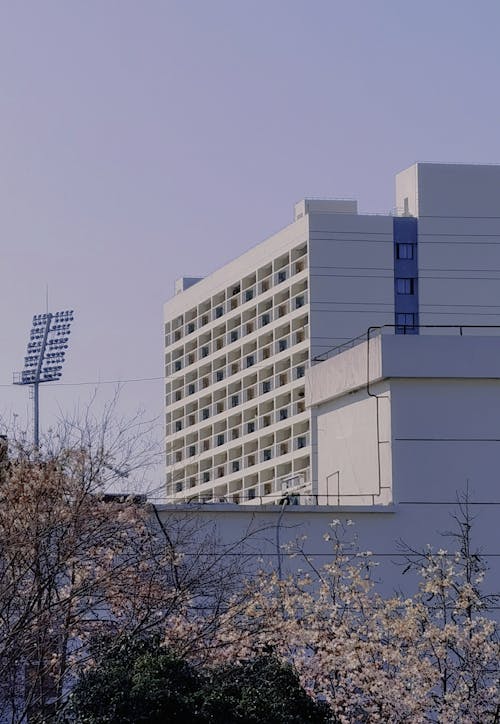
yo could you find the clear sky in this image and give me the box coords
[1,0,500,492]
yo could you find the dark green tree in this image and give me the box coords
[66,636,331,723]
[66,635,203,723]
[200,654,332,723]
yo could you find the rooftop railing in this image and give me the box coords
[313,324,500,363]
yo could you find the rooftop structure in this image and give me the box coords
[308,327,500,505]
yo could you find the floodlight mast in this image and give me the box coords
[13,310,74,448]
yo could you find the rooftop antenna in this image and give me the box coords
[13,309,75,448]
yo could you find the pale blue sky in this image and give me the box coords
[1,1,499,491]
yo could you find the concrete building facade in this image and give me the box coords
[158,332,500,600]
[164,162,500,504]
[307,331,500,507]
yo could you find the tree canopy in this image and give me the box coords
[67,636,331,723]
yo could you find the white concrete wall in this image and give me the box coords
[308,213,394,360]
[418,215,500,329]
[394,162,500,331]
[156,501,500,603]
[308,334,500,507]
[416,163,500,219]
[294,199,358,220]
[395,163,418,216]
[391,377,500,504]
[381,334,500,378]
[306,335,382,406]
[314,384,392,505]
[307,334,500,409]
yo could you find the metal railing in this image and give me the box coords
[314,324,500,363]
[161,491,386,507]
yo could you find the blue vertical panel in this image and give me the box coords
[393,217,418,334]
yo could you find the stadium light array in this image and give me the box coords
[14,310,75,446]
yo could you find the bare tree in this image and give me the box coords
[0,400,260,722]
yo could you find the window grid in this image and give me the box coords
[165,244,311,503]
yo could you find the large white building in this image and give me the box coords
[163,162,500,504]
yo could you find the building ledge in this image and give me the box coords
[152,502,396,515]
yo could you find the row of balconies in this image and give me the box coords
[166,364,306,410]
[183,329,300,371]
[178,446,308,477]
[167,402,308,442]
[168,394,307,436]
[168,332,307,383]
[168,454,309,488]
[168,462,310,501]
[166,292,308,362]
[167,255,308,342]
[167,434,310,468]
[166,348,308,405]
[168,404,307,458]
[168,412,309,451]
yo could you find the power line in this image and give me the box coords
[0,375,164,389]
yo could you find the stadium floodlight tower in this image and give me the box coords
[13,310,74,447]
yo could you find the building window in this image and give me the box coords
[201,346,209,358]
[187,322,195,334]
[247,421,255,434]
[397,313,416,327]
[231,395,239,408]
[244,289,254,302]
[216,370,224,382]
[278,339,287,352]
[187,384,195,395]
[215,306,224,318]
[263,448,272,461]
[279,409,288,421]
[396,243,415,260]
[202,408,210,420]
[396,278,415,295]
[202,471,210,483]
[175,421,182,432]
[247,488,256,500]
[296,366,305,379]
[188,446,196,457]
[216,434,225,446]
[277,270,287,284]
[261,313,270,326]
[297,436,306,449]
[232,460,240,472]
[174,360,182,372]
[230,330,239,343]
[246,355,255,368]
[262,380,271,394]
